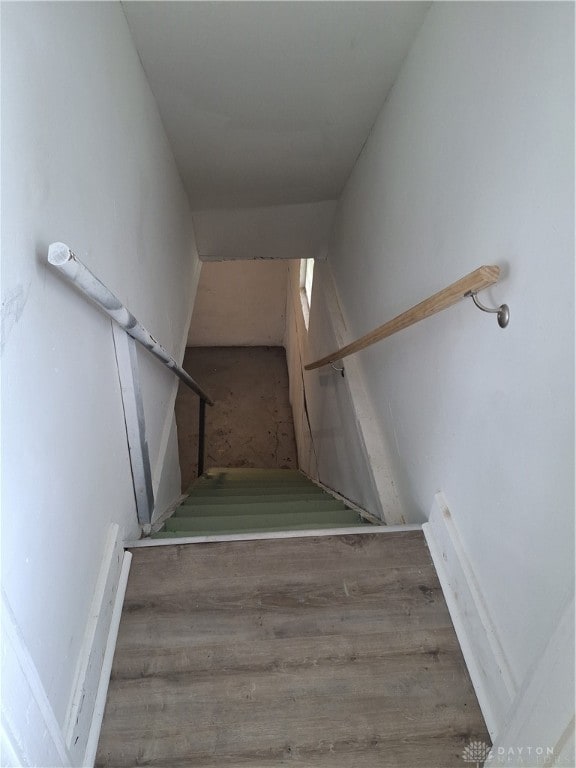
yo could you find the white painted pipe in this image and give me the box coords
[47,242,213,405]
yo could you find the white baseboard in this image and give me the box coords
[297,468,383,525]
[83,551,132,768]
[422,493,516,738]
[64,524,125,764]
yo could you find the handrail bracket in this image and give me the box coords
[465,290,510,328]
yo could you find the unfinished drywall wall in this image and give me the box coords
[310,0,573,745]
[188,260,287,346]
[1,4,200,765]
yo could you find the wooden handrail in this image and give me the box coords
[305,265,501,371]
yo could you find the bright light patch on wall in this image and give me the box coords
[299,258,315,328]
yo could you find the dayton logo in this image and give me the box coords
[462,741,491,767]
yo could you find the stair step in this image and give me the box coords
[192,482,316,493]
[175,499,348,517]
[153,467,374,539]
[206,468,303,476]
[187,485,326,499]
[193,471,310,489]
[181,493,331,506]
[150,519,368,538]
[164,509,364,533]
[192,484,324,496]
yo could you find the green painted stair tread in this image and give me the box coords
[164,509,364,532]
[191,482,318,495]
[184,490,325,503]
[191,481,321,492]
[150,520,370,538]
[188,481,317,495]
[194,472,310,487]
[180,493,333,506]
[175,499,349,517]
[201,470,304,482]
[157,467,375,538]
[206,468,303,476]
[186,484,326,498]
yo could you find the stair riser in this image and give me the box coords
[151,521,367,538]
[186,486,326,498]
[176,501,348,517]
[165,510,363,532]
[180,494,328,506]
[205,468,303,476]
[194,481,317,491]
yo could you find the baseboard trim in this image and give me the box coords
[83,551,132,768]
[127,524,422,548]
[423,493,516,738]
[298,468,383,525]
[148,492,188,535]
[64,524,124,763]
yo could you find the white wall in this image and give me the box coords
[285,260,403,523]
[192,201,337,261]
[188,260,287,346]
[1,3,200,764]
[306,0,573,745]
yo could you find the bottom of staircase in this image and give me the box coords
[144,468,386,543]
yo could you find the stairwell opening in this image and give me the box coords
[176,258,297,490]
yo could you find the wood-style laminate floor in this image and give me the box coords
[96,533,490,767]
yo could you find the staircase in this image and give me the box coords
[151,468,373,538]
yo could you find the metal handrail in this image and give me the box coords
[47,243,214,404]
[47,242,212,477]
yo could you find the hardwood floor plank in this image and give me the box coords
[102,654,479,726]
[97,698,483,767]
[111,626,460,679]
[96,734,480,768]
[122,566,442,610]
[124,533,433,596]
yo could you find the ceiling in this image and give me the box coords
[123,2,430,211]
